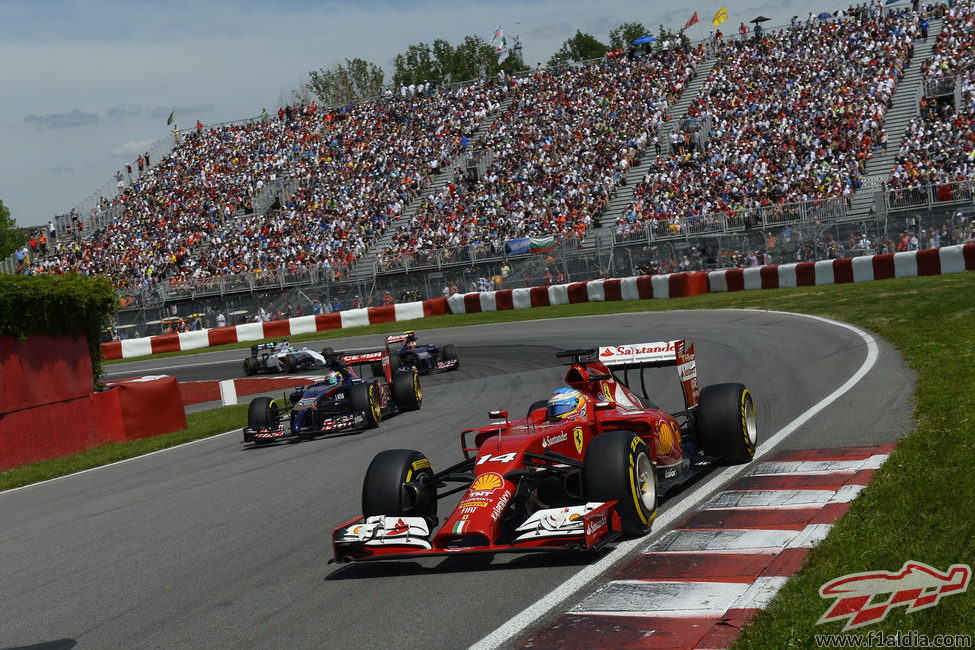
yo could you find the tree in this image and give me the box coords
[307,58,385,106]
[548,31,608,66]
[392,34,527,88]
[658,24,688,48]
[0,199,24,260]
[609,22,650,51]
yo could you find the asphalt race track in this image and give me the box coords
[0,310,915,649]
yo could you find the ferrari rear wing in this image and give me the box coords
[598,339,699,408]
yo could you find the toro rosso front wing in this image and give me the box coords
[331,501,621,563]
[243,412,364,442]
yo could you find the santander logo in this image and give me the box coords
[601,342,676,357]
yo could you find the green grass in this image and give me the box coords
[0,403,248,492]
[12,271,975,640]
[733,272,975,645]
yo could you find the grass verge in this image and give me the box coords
[9,271,975,640]
[0,404,248,492]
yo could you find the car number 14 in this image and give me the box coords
[476,452,518,465]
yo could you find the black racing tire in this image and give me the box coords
[321,346,335,358]
[442,344,459,370]
[388,349,402,373]
[697,383,758,465]
[392,370,422,411]
[362,449,437,517]
[243,357,256,376]
[283,353,297,374]
[583,430,657,537]
[350,382,381,428]
[248,396,280,428]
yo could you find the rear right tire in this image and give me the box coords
[350,382,381,428]
[243,357,256,376]
[392,370,422,411]
[697,383,758,464]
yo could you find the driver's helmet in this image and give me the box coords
[546,387,587,421]
[405,331,417,348]
[322,370,343,386]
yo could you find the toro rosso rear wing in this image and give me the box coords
[385,333,408,345]
[598,339,699,408]
[337,349,394,382]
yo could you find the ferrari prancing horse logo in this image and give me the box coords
[573,427,584,453]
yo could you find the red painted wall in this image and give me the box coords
[0,335,92,413]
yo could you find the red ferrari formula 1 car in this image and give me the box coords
[331,340,758,563]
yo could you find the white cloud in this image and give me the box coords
[111,140,154,157]
[23,109,99,130]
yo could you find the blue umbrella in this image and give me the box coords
[632,35,656,45]
[817,11,833,19]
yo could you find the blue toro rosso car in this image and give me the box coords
[386,331,459,375]
[243,348,421,444]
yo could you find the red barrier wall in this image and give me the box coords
[106,377,187,440]
[0,395,107,471]
[0,335,92,413]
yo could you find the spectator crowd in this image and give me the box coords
[9,1,973,300]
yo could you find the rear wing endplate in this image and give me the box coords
[597,340,699,408]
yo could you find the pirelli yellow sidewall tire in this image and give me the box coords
[697,383,758,465]
[350,383,381,428]
[362,449,437,517]
[392,370,422,411]
[583,430,657,538]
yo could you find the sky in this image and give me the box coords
[0,0,833,227]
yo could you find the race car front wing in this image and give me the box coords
[330,501,621,563]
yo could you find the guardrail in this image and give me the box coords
[883,179,975,213]
[614,197,847,245]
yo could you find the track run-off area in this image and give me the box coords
[0,309,914,648]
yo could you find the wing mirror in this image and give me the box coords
[488,410,508,420]
[594,401,613,411]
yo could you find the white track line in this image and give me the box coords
[471,312,880,649]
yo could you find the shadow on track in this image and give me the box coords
[324,547,608,581]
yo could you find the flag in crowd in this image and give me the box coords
[496,36,510,64]
[684,12,700,29]
[713,6,729,26]
[491,26,503,43]
[530,236,556,254]
[166,111,175,126]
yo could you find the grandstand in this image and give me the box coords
[4,2,973,329]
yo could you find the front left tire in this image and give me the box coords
[583,430,657,537]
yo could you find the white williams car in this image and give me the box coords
[242,341,334,376]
